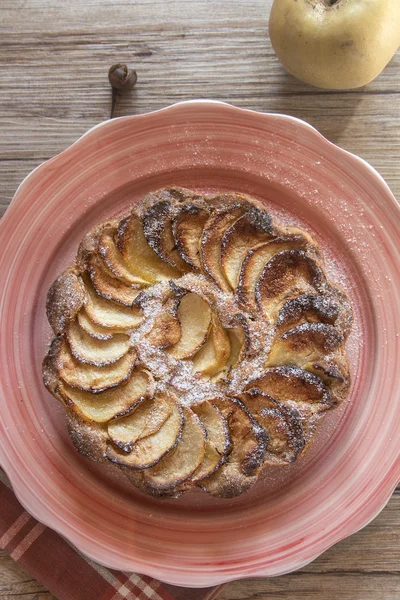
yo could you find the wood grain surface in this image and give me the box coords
[0,0,399,598]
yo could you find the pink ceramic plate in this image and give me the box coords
[0,101,399,587]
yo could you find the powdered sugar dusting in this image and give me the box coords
[128,273,275,406]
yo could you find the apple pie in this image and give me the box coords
[43,187,353,498]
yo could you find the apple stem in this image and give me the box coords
[326,0,339,5]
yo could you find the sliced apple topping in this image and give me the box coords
[267,322,343,367]
[172,204,210,270]
[256,249,326,316]
[221,208,274,289]
[192,401,230,481]
[98,227,149,286]
[222,316,250,377]
[117,213,179,283]
[146,312,181,348]
[303,359,350,405]
[77,310,118,340]
[167,292,212,359]
[276,293,341,335]
[89,255,141,306]
[57,339,136,392]
[58,369,152,423]
[106,393,183,469]
[84,278,143,330]
[143,407,206,492]
[192,314,231,378]
[201,207,247,292]
[66,320,130,366]
[44,187,353,499]
[236,235,310,312]
[239,389,304,464]
[75,221,116,271]
[140,186,205,214]
[46,267,86,335]
[142,200,190,272]
[249,365,331,412]
[199,398,268,498]
[108,395,172,452]
[227,329,245,369]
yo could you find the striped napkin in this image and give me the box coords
[0,470,223,600]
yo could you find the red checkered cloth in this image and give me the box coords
[0,470,224,600]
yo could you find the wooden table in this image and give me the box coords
[1,1,399,598]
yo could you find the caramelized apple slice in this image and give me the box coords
[199,398,268,498]
[267,322,343,367]
[221,208,274,289]
[106,393,183,468]
[304,359,350,405]
[146,312,181,348]
[236,235,312,312]
[325,285,353,338]
[172,204,209,270]
[226,329,245,370]
[142,200,190,272]
[248,365,332,412]
[192,401,230,481]
[77,310,117,340]
[192,441,221,485]
[275,354,328,445]
[276,293,341,334]
[98,227,149,286]
[167,292,212,359]
[239,389,304,464]
[108,395,172,452]
[89,256,141,306]
[192,315,231,378]
[140,186,205,214]
[200,207,245,292]
[84,278,143,330]
[66,320,130,366]
[57,339,136,392]
[256,249,326,316]
[58,369,152,422]
[46,267,85,335]
[143,407,206,492]
[117,213,179,283]
[222,316,249,377]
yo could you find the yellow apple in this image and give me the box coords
[269,0,400,89]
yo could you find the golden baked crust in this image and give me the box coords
[43,187,353,498]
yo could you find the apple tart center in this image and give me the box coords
[128,273,274,406]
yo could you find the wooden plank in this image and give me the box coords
[221,574,400,600]
[305,491,400,574]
